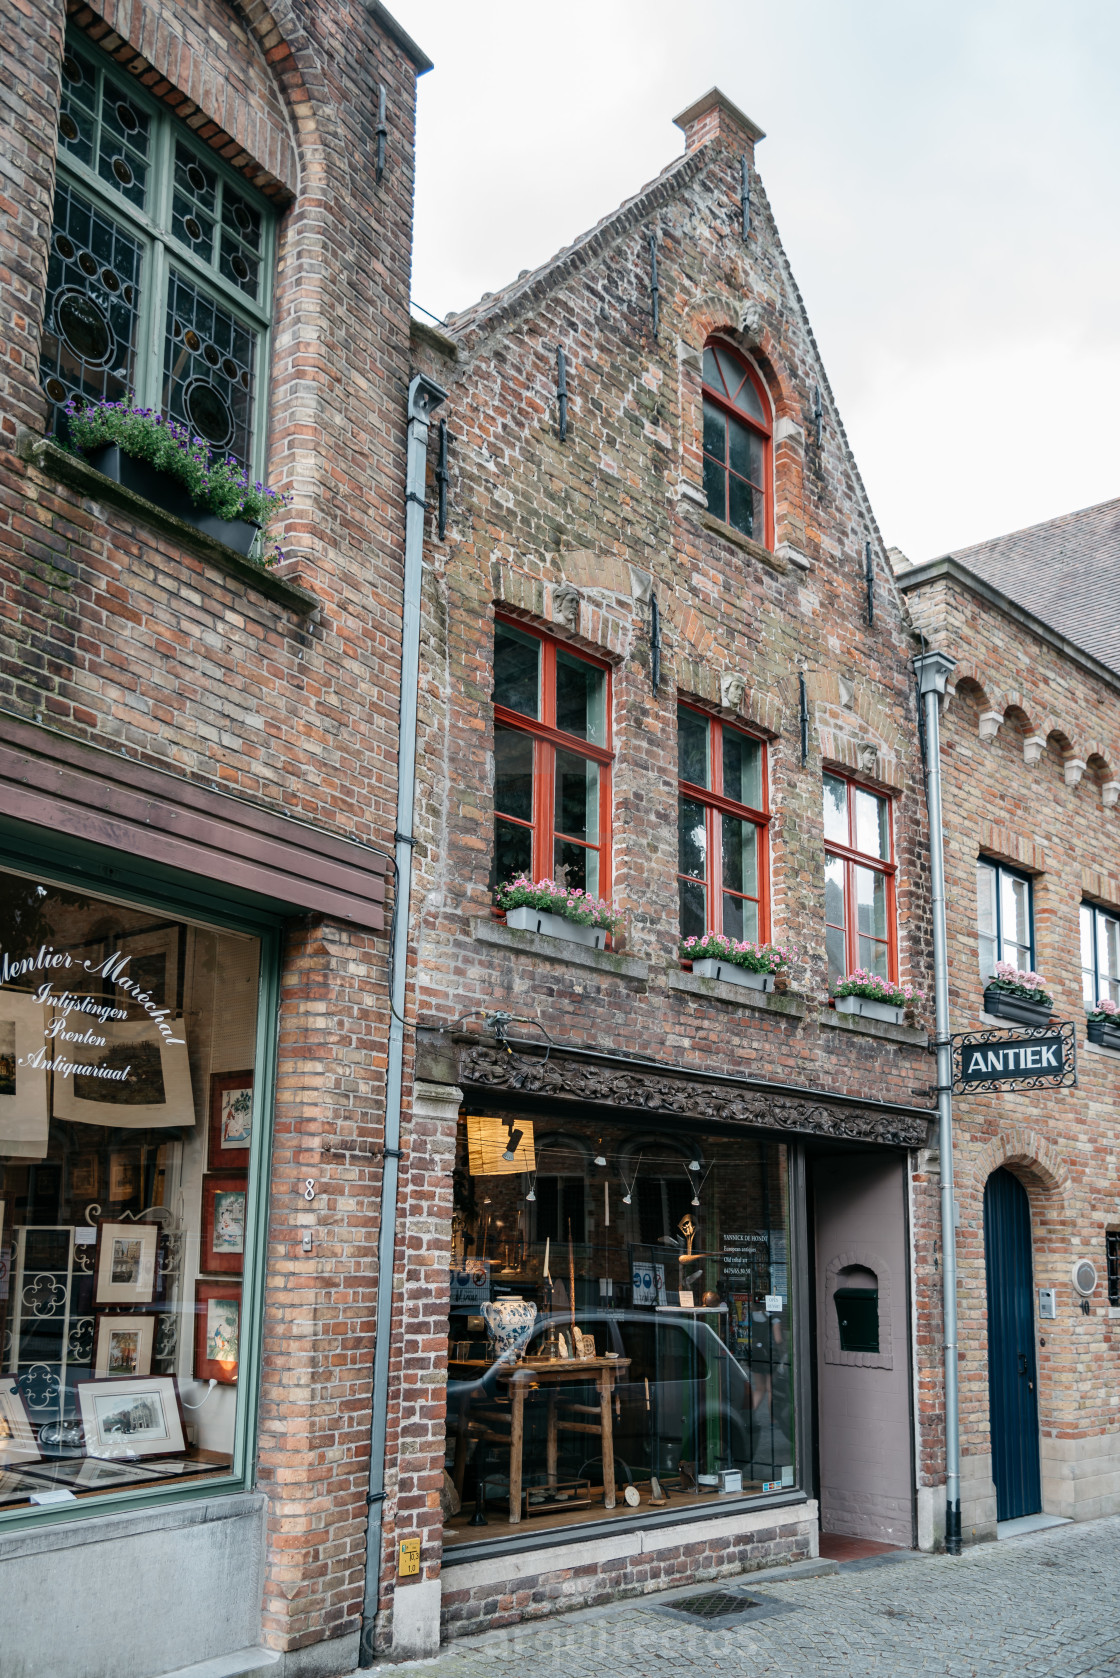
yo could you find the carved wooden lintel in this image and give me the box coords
[457,1042,930,1149]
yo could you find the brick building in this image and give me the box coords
[393,88,943,1654]
[899,505,1120,1544]
[0,1,433,1673]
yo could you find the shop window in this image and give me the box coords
[42,32,274,474]
[833,1266,879,1354]
[823,771,896,985]
[1081,903,1120,1007]
[492,618,612,897]
[678,704,769,941]
[1107,1232,1120,1308]
[701,340,772,546]
[445,1119,794,1542]
[976,859,1034,979]
[0,866,271,1516]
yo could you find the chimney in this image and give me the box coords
[673,87,765,159]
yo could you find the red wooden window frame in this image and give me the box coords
[701,339,774,551]
[823,770,898,984]
[492,615,613,896]
[677,702,771,941]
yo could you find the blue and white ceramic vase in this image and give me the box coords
[482,1296,537,1359]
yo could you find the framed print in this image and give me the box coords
[194,1280,241,1384]
[208,1071,254,1170]
[69,1153,99,1200]
[0,988,50,1160]
[201,1174,247,1274]
[115,923,182,1015]
[0,1379,39,1463]
[77,1375,186,1459]
[94,1221,158,1306]
[93,1312,155,1378]
[108,1152,141,1203]
[53,1020,195,1131]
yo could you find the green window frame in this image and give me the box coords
[41,32,276,477]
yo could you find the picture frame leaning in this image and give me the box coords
[194,1279,241,1384]
[78,1374,186,1459]
[0,1378,39,1464]
[93,1311,155,1378]
[94,1221,159,1307]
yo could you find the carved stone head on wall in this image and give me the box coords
[721,671,747,713]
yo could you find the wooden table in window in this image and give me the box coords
[450,1355,630,1524]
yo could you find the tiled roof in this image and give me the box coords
[943,497,1120,676]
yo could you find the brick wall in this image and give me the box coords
[0,0,427,1660]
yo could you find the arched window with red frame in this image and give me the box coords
[677,702,770,942]
[492,616,612,898]
[702,340,772,548]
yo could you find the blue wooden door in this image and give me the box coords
[984,1168,1041,1520]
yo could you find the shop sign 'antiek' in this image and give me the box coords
[950,1021,1077,1093]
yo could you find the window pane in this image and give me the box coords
[163,270,256,467]
[723,892,759,943]
[41,181,143,420]
[678,708,709,788]
[722,814,758,899]
[97,73,151,211]
[824,854,846,931]
[978,863,998,980]
[220,185,263,301]
[823,775,848,845]
[1081,904,1096,1003]
[702,346,724,394]
[703,398,726,463]
[0,870,264,1512]
[854,789,889,860]
[1002,874,1031,967]
[493,622,540,718]
[678,798,707,881]
[856,935,890,978]
[679,877,706,938]
[703,453,726,521]
[855,864,888,941]
[554,837,598,896]
[826,923,847,987]
[727,474,761,539]
[556,651,606,745]
[494,817,532,886]
[728,417,763,485]
[172,142,217,265]
[715,345,765,421]
[723,728,762,808]
[555,751,599,844]
[58,47,97,169]
[1103,913,1120,1006]
[494,727,533,822]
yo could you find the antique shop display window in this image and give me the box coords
[701,339,773,546]
[492,617,613,896]
[823,772,897,985]
[444,1112,794,1544]
[42,30,275,474]
[0,866,267,1514]
[677,704,769,941]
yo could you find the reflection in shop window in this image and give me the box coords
[445,1116,794,1540]
[0,868,265,1513]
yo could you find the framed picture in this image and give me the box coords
[69,1153,99,1200]
[114,924,182,1015]
[53,1020,195,1131]
[77,1375,186,1459]
[0,1379,39,1463]
[108,1152,141,1204]
[194,1280,241,1384]
[208,1071,254,1170]
[93,1312,155,1378]
[0,989,50,1160]
[201,1174,247,1274]
[94,1221,159,1307]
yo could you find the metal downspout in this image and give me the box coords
[914,648,961,1556]
[359,371,447,1666]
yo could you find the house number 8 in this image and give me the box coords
[304,1180,316,1202]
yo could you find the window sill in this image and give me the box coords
[1083,1039,1120,1063]
[25,435,319,616]
[667,968,808,1016]
[695,508,788,573]
[819,1008,927,1047]
[471,917,649,980]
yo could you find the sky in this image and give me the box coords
[391,0,1120,563]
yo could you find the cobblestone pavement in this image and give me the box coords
[388,1517,1120,1676]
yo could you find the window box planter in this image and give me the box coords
[982,987,1053,1027]
[1087,1018,1120,1051]
[87,444,261,558]
[835,993,905,1026]
[504,905,606,949]
[691,958,774,992]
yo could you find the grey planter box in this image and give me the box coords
[983,987,1053,1027]
[835,993,905,1025]
[1087,1018,1120,1050]
[88,443,261,557]
[505,905,606,949]
[691,958,774,992]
